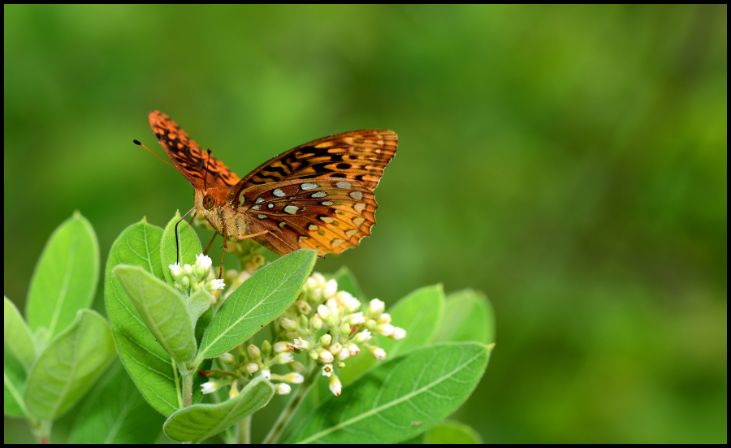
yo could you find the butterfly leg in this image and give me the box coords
[203,232,218,255]
[219,228,227,280]
[174,207,196,265]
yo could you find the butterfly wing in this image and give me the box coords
[149,111,240,202]
[228,130,397,256]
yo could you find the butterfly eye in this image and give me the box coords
[202,194,215,210]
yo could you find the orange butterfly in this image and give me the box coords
[146,111,397,256]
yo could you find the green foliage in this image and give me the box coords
[285,343,492,444]
[113,265,198,363]
[104,220,181,416]
[26,212,99,341]
[24,309,115,420]
[68,362,165,444]
[4,297,36,371]
[197,249,317,360]
[422,420,483,444]
[434,289,495,344]
[163,377,275,442]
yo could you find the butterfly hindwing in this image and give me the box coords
[235,178,378,256]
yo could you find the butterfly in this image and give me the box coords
[147,111,397,257]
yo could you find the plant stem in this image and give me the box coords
[182,369,194,407]
[30,419,52,444]
[238,416,252,444]
[262,368,318,444]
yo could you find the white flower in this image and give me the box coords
[218,352,235,364]
[319,350,334,363]
[260,369,271,380]
[371,347,386,360]
[321,363,334,377]
[329,374,342,397]
[345,343,360,356]
[377,324,395,337]
[245,362,259,374]
[317,304,330,319]
[324,279,338,298]
[337,349,350,361]
[393,327,407,340]
[275,383,292,395]
[282,372,304,384]
[195,253,213,274]
[355,329,372,343]
[347,312,366,325]
[369,298,385,315]
[293,337,310,350]
[280,317,298,330]
[208,279,225,291]
[273,352,294,365]
[169,263,183,279]
[337,291,361,312]
[200,380,220,394]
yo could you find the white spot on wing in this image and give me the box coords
[284,205,299,215]
[336,181,352,189]
[311,191,327,198]
[273,188,286,197]
[301,183,319,191]
[349,191,363,200]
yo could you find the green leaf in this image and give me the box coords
[188,290,213,328]
[104,220,180,416]
[26,212,100,338]
[113,265,197,364]
[68,361,165,444]
[423,420,483,444]
[286,342,491,444]
[4,347,27,418]
[434,289,495,344]
[163,377,275,442]
[198,250,317,360]
[24,310,115,420]
[340,284,446,385]
[331,266,366,300]
[160,212,202,284]
[4,297,36,371]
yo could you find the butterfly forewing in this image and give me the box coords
[149,111,240,202]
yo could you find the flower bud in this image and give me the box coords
[200,380,220,394]
[218,352,235,364]
[324,279,338,298]
[378,313,392,325]
[229,384,239,399]
[260,369,271,380]
[293,337,310,350]
[393,327,407,340]
[371,347,386,360]
[272,352,294,365]
[319,350,334,364]
[247,344,261,360]
[377,324,395,337]
[280,317,297,330]
[368,298,385,315]
[319,333,332,346]
[317,304,330,319]
[355,329,372,343]
[282,372,305,384]
[311,314,323,330]
[329,374,342,397]
[261,340,271,356]
[245,362,259,374]
[275,383,292,395]
[273,341,290,353]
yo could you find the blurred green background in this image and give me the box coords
[4,4,727,443]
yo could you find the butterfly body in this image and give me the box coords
[149,111,397,256]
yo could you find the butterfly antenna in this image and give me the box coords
[133,139,175,168]
[203,148,212,192]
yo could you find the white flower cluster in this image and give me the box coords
[200,341,305,397]
[169,254,225,298]
[275,272,406,396]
